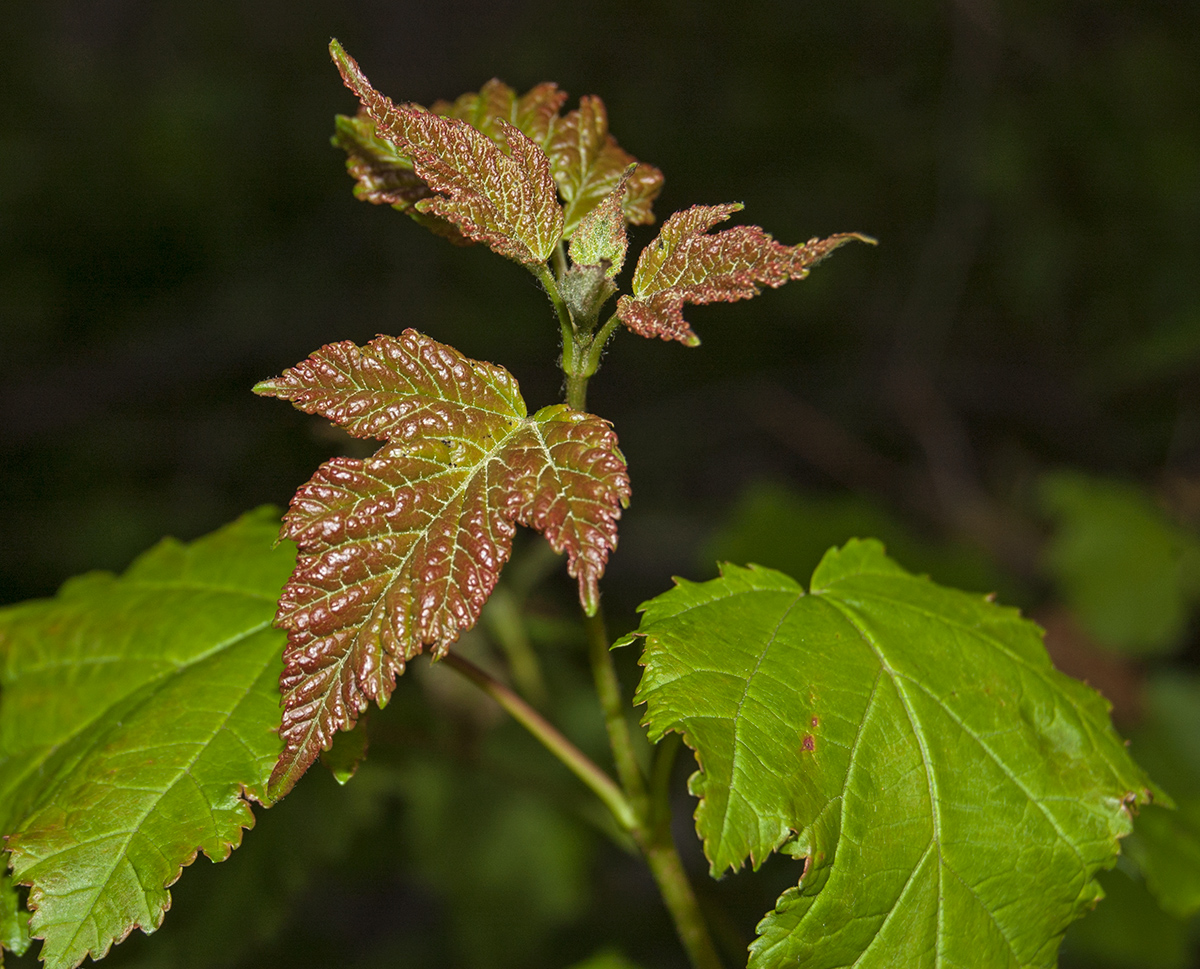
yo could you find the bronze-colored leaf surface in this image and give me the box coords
[617,204,874,346]
[432,78,567,149]
[255,329,629,796]
[331,111,468,244]
[330,40,564,264]
[546,96,663,237]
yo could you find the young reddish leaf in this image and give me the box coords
[330,40,564,265]
[433,78,568,149]
[255,329,629,796]
[617,204,874,346]
[331,111,468,244]
[546,96,663,237]
[568,166,634,277]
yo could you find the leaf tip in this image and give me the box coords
[252,379,280,397]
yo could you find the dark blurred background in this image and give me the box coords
[3,0,1199,967]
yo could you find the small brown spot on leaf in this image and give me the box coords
[810,716,819,728]
[802,734,815,751]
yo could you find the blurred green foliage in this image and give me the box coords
[1040,473,1200,655]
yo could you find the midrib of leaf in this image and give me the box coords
[38,634,275,964]
[851,841,939,968]
[818,598,948,967]
[277,413,528,769]
[5,618,271,837]
[851,585,1133,788]
[821,593,1072,964]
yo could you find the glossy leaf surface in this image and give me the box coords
[546,96,663,237]
[256,329,629,796]
[0,510,292,969]
[617,204,871,345]
[628,540,1152,968]
[432,78,567,149]
[331,40,564,265]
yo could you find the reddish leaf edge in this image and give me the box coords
[617,203,876,346]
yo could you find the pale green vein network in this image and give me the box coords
[0,509,294,969]
[631,540,1153,969]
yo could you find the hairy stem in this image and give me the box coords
[535,263,576,369]
[441,651,637,832]
[583,311,624,377]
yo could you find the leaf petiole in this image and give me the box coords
[440,650,638,832]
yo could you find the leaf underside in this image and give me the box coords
[0,510,293,969]
[616,203,873,346]
[630,540,1153,968]
[331,41,564,265]
[331,111,469,244]
[255,329,630,797]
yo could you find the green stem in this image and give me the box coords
[585,607,648,809]
[535,264,576,368]
[441,651,637,832]
[560,350,724,969]
[586,608,724,969]
[583,311,624,377]
[565,372,589,411]
[642,835,724,969]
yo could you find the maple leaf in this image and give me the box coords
[254,329,630,796]
[626,540,1155,967]
[616,203,874,346]
[546,95,664,237]
[0,510,292,969]
[330,40,564,265]
[432,78,567,149]
[331,111,468,244]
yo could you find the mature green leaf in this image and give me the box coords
[627,540,1153,968]
[616,204,872,345]
[330,40,564,265]
[331,111,468,244]
[545,96,663,237]
[1040,472,1200,655]
[432,78,567,149]
[255,329,629,796]
[0,509,293,969]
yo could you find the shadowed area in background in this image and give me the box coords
[2,0,1199,966]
